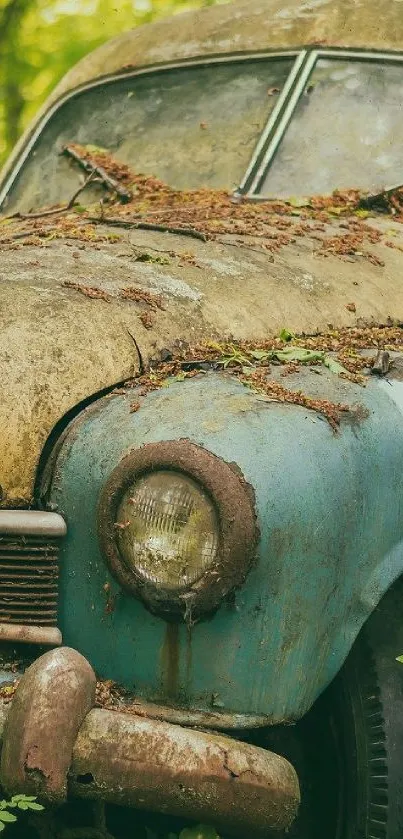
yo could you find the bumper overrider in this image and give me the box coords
[0,648,300,836]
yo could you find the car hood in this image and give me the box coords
[1,217,403,507]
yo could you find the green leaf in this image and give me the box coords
[0,821,5,831]
[179,826,220,839]
[274,348,324,363]
[83,144,109,155]
[134,252,170,265]
[354,209,370,219]
[19,801,44,812]
[279,328,295,342]
[0,811,17,823]
[396,655,403,663]
[323,356,348,375]
[11,795,37,803]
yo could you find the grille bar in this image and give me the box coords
[0,536,61,627]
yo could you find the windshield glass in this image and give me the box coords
[5,58,294,213]
[259,58,403,197]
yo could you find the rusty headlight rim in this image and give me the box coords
[98,439,258,622]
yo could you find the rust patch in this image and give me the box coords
[0,647,96,803]
[186,627,192,689]
[161,622,180,699]
[69,707,300,835]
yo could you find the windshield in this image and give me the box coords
[4,58,293,213]
[259,58,403,197]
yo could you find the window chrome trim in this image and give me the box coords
[0,50,298,209]
[248,48,403,198]
[242,50,316,195]
[237,49,307,195]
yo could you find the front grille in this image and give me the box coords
[0,536,59,625]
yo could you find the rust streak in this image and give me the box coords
[161,623,180,699]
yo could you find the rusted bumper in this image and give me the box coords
[0,649,300,836]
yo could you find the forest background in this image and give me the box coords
[0,0,223,165]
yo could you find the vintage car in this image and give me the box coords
[1,0,403,836]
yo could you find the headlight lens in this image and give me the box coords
[116,470,219,591]
[99,440,258,622]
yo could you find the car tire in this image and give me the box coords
[262,575,403,839]
[327,573,403,839]
[300,573,403,839]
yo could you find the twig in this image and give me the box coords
[6,206,69,220]
[4,172,100,221]
[63,145,132,204]
[127,329,145,374]
[86,215,208,242]
[66,171,101,209]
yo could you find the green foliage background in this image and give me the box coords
[0,0,222,165]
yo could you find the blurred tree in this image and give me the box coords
[0,0,223,164]
[0,0,35,153]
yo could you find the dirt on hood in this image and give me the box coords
[2,147,403,506]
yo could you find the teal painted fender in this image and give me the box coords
[47,370,403,723]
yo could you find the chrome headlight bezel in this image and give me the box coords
[98,440,258,622]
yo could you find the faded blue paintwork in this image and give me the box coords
[48,370,403,723]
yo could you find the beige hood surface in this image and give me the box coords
[1,220,403,506]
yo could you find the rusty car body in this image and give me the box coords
[1,0,403,836]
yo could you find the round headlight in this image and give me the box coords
[116,471,219,591]
[99,440,258,622]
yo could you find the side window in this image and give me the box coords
[257,58,403,198]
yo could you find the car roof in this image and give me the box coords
[50,0,403,102]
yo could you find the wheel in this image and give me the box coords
[328,573,403,839]
[258,574,403,839]
[261,574,403,839]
